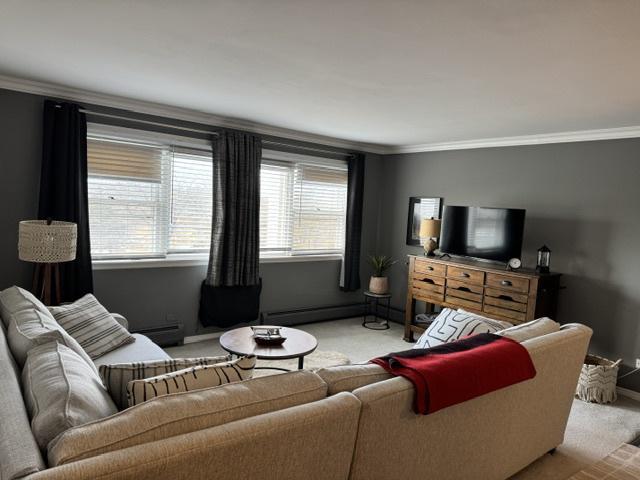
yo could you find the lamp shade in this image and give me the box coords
[419,218,441,238]
[18,220,77,263]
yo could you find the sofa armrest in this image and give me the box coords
[111,314,128,331]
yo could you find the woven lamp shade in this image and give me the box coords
[419,218,441,238]
[18,220,77,263]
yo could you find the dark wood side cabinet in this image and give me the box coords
[404,255,561,342]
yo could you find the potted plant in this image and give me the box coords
[368,255,397,294]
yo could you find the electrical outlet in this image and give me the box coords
[636,359,640,369]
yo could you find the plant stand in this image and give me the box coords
[362,291,392,330]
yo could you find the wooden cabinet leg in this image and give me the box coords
[404,297,416,342]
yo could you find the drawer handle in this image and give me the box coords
[460,272,470,278]
[498,295,514,301]
[501,280,513,286]
[427,266,434,271]
[456,286,471,293]
[421,278,435,284]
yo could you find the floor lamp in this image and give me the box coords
[18,220,77,306]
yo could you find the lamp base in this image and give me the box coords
[423,238,438,257]
[32,263,61,306]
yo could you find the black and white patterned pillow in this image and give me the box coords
[126,355,256,407]
[99,356,232,409]
[413,308,510,349]
[49,294,135,360]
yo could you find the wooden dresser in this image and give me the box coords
[404,255,561,341]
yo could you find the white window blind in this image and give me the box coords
[87,126,213,260]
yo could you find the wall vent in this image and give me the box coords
[133,323,184,347]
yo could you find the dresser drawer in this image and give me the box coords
[413,290,445,304]
[484,296,527,313]
[483,304,526,323]
[446,266,484,285]
[413,276,445,295]
[445,295,483,312]
[485,273,529,293]
[446,279,483,303]
[484,287,529,305]
[414,259,446,277]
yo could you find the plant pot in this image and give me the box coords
[369,276,389,294]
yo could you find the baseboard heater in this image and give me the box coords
[260,303,364,326]
[132,323,185,347]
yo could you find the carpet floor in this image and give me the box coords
[165,317,640,479]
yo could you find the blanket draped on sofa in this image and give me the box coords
[371,333,536,414]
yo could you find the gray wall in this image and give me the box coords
[380,141,640,389]
[0,88,383,337]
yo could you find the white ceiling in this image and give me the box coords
[1,1,639,150]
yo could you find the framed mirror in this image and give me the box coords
[406,197,443,246]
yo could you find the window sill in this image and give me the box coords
[92,254,343,270]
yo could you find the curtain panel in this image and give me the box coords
[38,100,93,302]
[200,131,261,327]
[340,153,365,292]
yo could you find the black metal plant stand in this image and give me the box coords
[362,291,392,330]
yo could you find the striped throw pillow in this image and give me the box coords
[99,356,232,409]
[49,295,135,360]
[127,355,256,407]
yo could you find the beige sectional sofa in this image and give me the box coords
[0,288,592,480]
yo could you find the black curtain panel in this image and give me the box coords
[340,153,365,292]
[200,130,261,327]
[38,100,93,302]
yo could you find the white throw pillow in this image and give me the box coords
[49,294,135,359]
[8,308,98,374]
[413,308,508,349]
[127,355,257,407]
[496,317,560,342]
[22,342,117,450]
[99,356,232,409]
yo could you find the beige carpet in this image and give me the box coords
[512,395,640,479]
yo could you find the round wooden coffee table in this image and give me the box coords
[219,326,318,371]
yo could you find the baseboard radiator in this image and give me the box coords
[133,323,185,347]
[261,303,365,326]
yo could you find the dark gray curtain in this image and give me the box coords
[200,131,261,327]
[340,153,365,292]
[38,100,93,302]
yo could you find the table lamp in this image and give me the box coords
[419,218,441,257]
[18,220,77,305]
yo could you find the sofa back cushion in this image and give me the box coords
[23,342,118,450]
[0,285,50,328]
[0,319,45,480]
[48,370,328,466]
[127,355,256,407]
[8,308,98,373]
[316,363,393,395]
[49,294,135,359]
[496,317,560,342]
[100,355,231,409]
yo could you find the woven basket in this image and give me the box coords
[576,354,621,404]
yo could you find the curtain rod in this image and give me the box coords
[54,104,355,158]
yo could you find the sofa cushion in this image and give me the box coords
[99,355,231,409]
[48,370,328,466]
[497,317,560,342]
[413,308,509,349]
[0,315,45,480]
[49,294,135,359]
[0,285,50,328]
[8,308,98,373]
[316,363,393,395]
[22,342,118,450]
[92,333,170,367]
[127,355,257,406]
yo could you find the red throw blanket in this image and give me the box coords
[370,333,536,414]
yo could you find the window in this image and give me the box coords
[87,125,213,260]
[87,126,348,263]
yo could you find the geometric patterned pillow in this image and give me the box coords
[99,356,232,410]
[49,294,135,360]
[413,308,510,349]
[126,355,256,407]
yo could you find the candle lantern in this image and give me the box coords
[536,245,551,274]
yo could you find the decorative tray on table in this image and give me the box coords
[251,326,287,346]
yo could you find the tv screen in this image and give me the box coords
[439,206,525,263]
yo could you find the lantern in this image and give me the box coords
[536,245,551,274]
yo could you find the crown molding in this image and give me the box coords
[2,73,639,156]
[0,74,389,154]
[382,126,640,154]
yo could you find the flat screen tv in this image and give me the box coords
[439,206,525,263]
